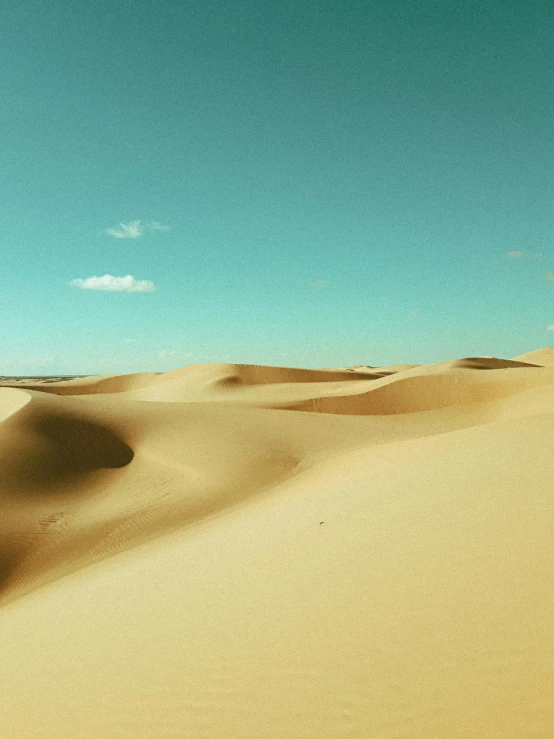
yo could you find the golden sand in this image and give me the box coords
[1,349,553,737]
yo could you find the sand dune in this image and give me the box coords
[0,349,553,737]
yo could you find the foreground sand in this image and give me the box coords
[1,348,553,737]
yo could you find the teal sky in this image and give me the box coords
[1,0,553,374]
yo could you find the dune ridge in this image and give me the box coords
[0,348,553,737]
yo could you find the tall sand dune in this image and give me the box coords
[0,348,553,737]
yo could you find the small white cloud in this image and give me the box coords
[148,220,171,232]
[105,220,143,239]
[124,338,139,344]
[505,250,524,258]
[547,324,554,331]
[546,273,554,282]
[69,274,155,292]
[311,280,329,289]
[408,308,421,317]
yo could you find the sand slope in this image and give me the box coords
[0,349,553,737]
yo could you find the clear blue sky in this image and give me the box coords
[1,0,553,374]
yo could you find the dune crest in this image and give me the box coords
[0,349,553,737]
[512,346,554,366]
[0,387,32,422]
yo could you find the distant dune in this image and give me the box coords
[1,349,553,737]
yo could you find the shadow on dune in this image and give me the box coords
[36,414,134,472]
[0,413,134,496]
[0,546,22,591]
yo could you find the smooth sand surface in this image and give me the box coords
[1,349,553,737]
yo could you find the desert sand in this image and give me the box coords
[0,348,553,737]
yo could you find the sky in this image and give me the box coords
[1,0,553,374]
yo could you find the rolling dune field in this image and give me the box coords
[1,348,553,737]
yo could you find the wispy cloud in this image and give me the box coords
[69,274,155,292]
[504,250,542,259]
[105,220,143,239]
[408,308,421,317]
[104,219,171,238]
[547,324,554,331]
[311,280,329,289]
[546,273,554,282]
[148,220,171,232]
